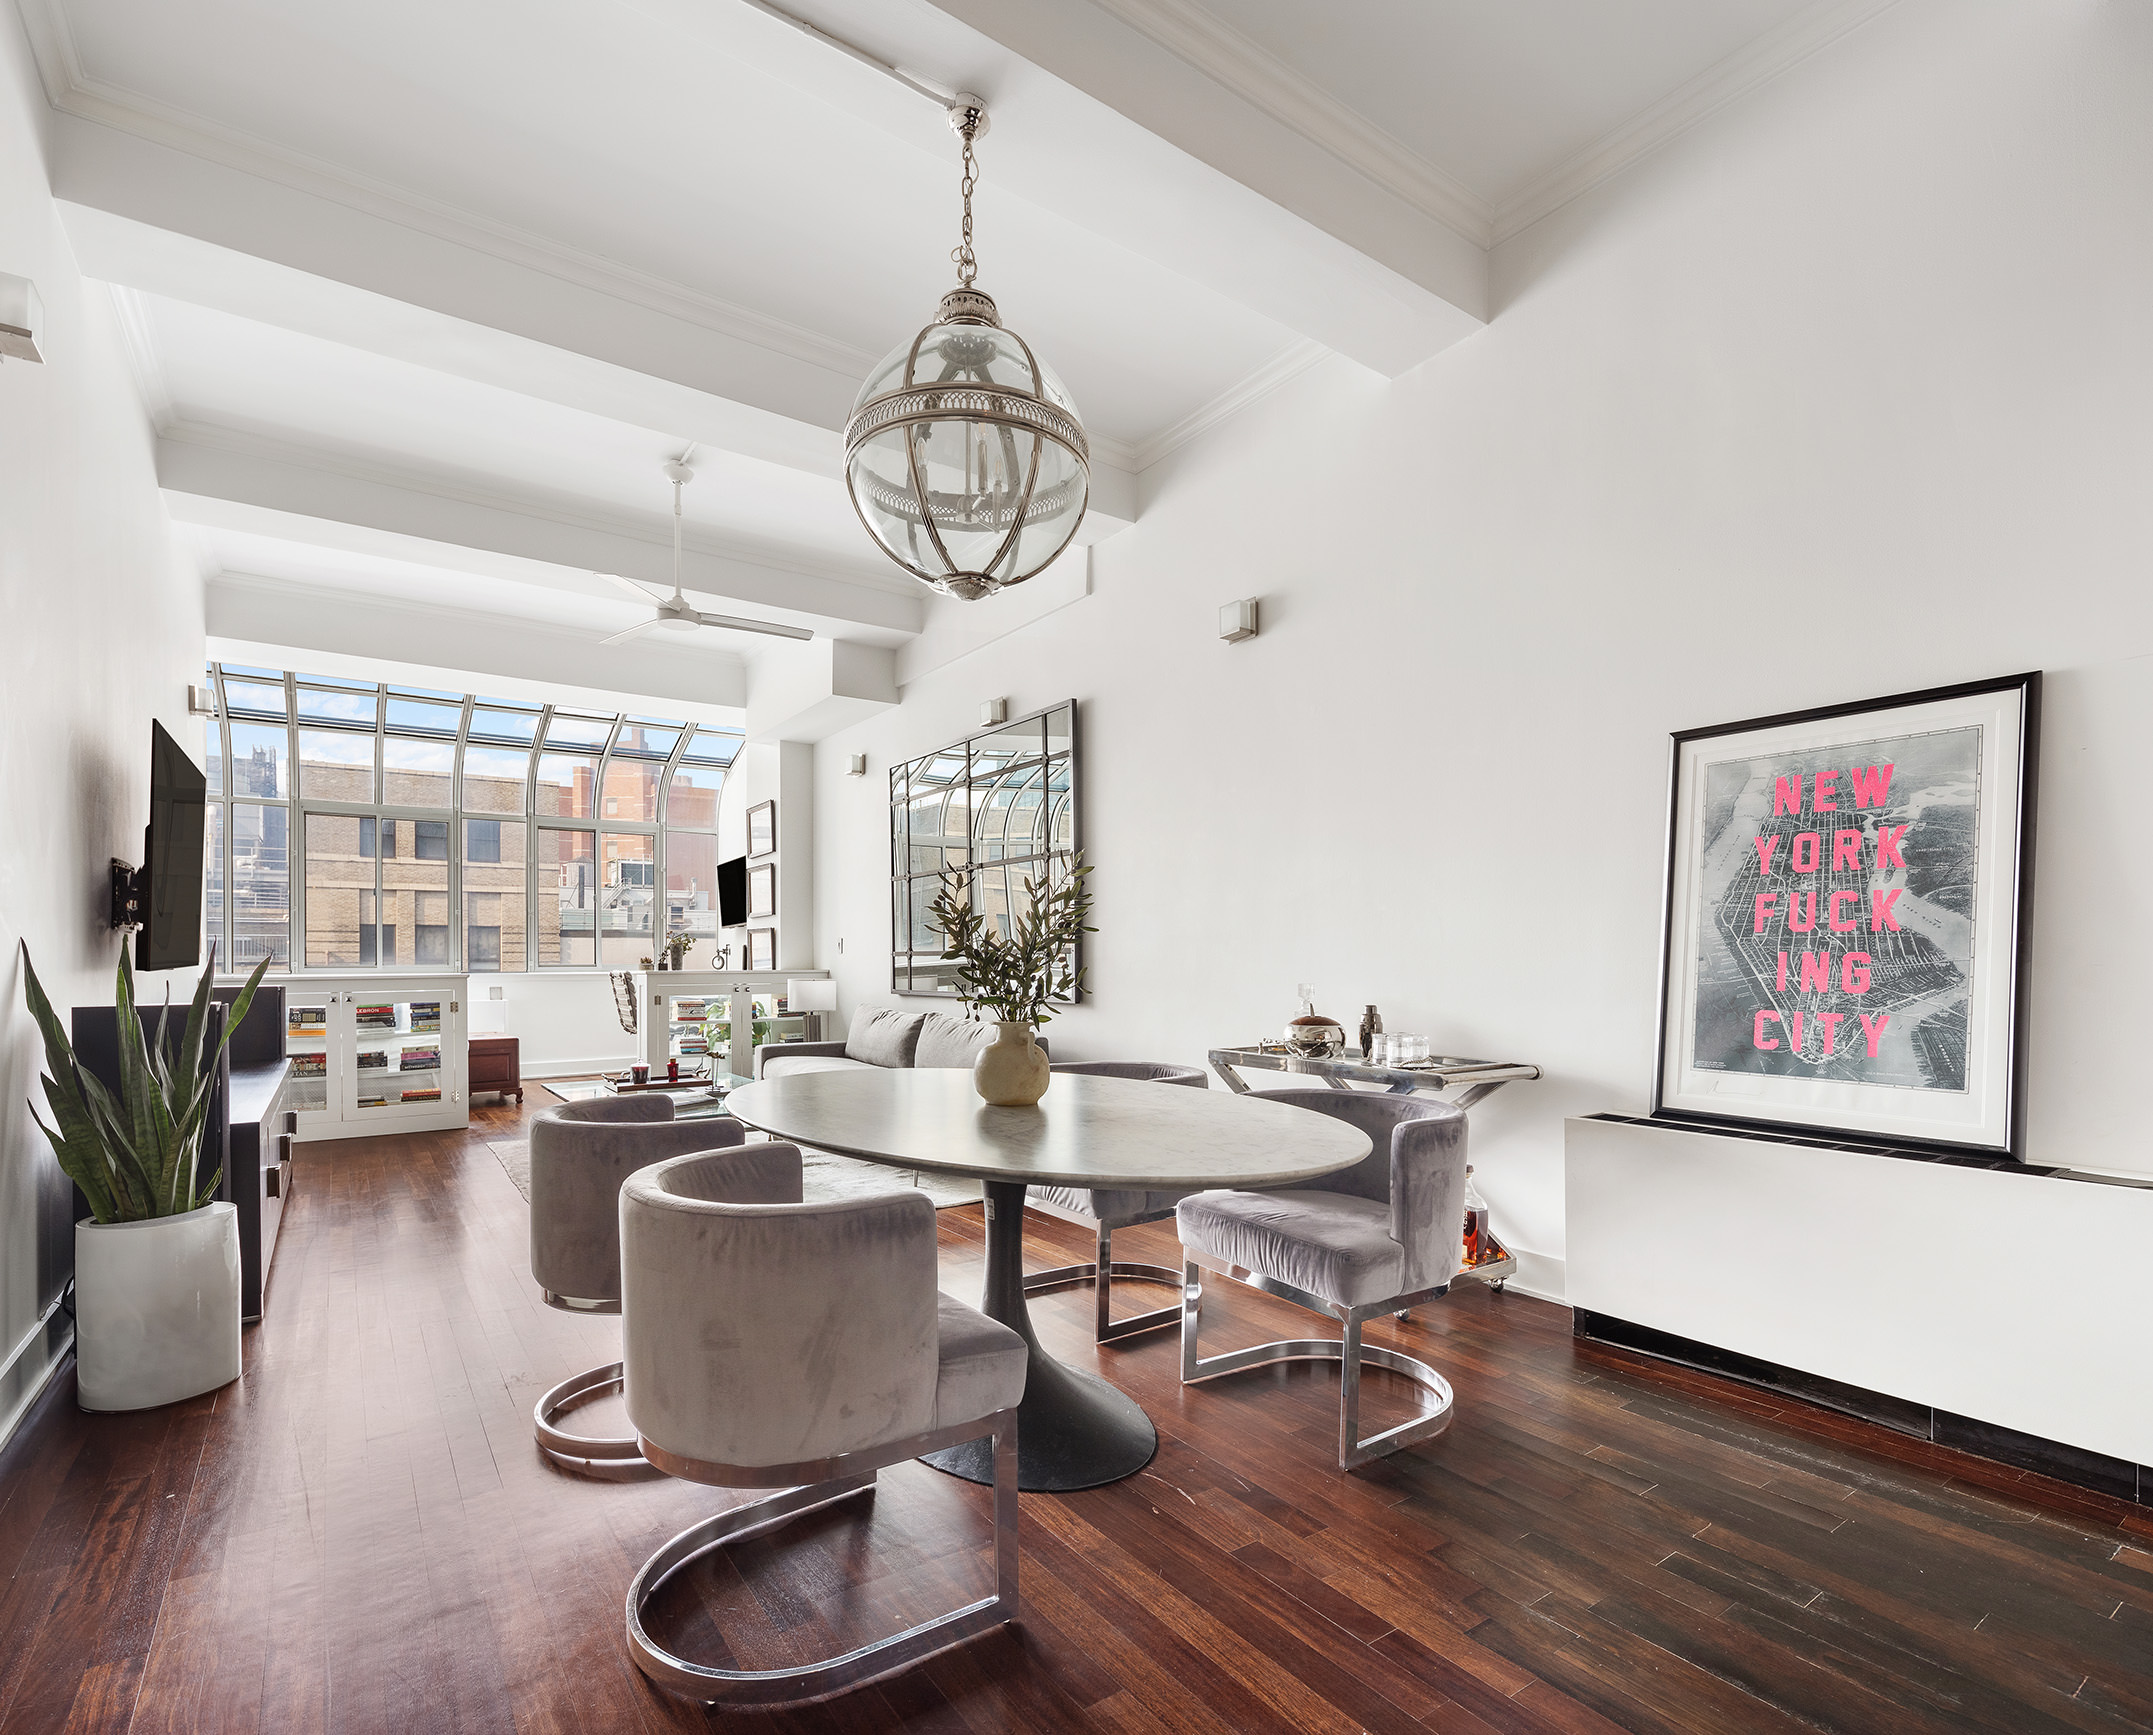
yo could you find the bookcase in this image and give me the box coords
[273,973,470,1139]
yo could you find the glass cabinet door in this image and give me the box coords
[348,992,449,1112]
[284,996,332,1115]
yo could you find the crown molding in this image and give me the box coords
[1083,0,1494,247]
[1083,0,1901,249]
[157,418,915,598]
[1490,0,1904,242]
[1126,338,1327,473]
[104,282,175,429]
[14,0,877,382]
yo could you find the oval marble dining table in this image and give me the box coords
[724,1068,1372,1492]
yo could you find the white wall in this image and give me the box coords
[0,5,205,1437]
[814,1,2153,1301]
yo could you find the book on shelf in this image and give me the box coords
[358,1091,387,1108]
[676,1035,709,1054]
[399,1087,442,1103]
[291,1053,327,1077]
[355,1003,396,1030]
[287,1006,328,1037]
[356,1050,388,1070]
[409,1001,442,1033]
[399,1047,440,1072]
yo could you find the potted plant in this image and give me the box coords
[20,942,270,1412]
[928,856,1093,1106]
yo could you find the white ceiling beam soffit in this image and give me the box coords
[156,431,927,641]
[25,0,1470,393]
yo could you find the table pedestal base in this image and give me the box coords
[923,1181,1158,1493]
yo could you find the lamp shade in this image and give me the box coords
[787,978,838,1013]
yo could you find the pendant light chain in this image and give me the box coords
[951,108,982,289]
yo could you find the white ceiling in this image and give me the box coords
[17,0,1888,729]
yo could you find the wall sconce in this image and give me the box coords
[980,697,1009,726]
[846,753,867,777]
[1220,598,1259,643]
[0,274,45,364]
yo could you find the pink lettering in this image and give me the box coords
[1875,825,1908,870]
[1842,952,1871,994]
[1790,832,1821,874]
[1798,952,1832,993]
[1790,1009,1806,1053]
[1818,1011,1846,1057]
[1774,775,1804,816]
[1753,1010,1782,1051]
[1753,834,1781,873]
[1788,890,1817,933]
[1753,893,1779,934]
[1776,951,1789,992]
[1813,770,1839,812]
[1859,1012,1891,1057]
[1828,889,1859,932]
[1871,888,1902,932]
[1850,764,1895,809]
[1832,830,1864,871]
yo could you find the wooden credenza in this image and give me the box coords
[469,1036,522,1103]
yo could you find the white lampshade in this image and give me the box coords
[788,978,837,1012]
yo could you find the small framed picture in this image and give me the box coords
[748,800,776,858]
[747,927,776,972]
[748,862,777,920]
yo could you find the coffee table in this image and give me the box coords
[725,1069,1371,1492]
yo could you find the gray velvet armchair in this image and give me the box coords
[1026,1061,1209,1342]
[619,1146,1026,1707]
[527,1095,744,1471]
[1176,1090,1468,1470]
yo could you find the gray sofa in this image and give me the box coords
[753,1004,1047,1080]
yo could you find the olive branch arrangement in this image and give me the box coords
[927,855,1094,1028]
[20,941,271,1222]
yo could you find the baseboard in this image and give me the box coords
[0,1297,74,1457]
[519,1056,638,1080]
[1502,1248,1566,1305]
[1574,1307,2151,1508]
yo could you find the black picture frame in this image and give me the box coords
[1651,671,2039,1159]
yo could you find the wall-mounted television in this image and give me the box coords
[716,855,748,928]
[138,719,207,971]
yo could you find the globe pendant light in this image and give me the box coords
[844,101,1090,601]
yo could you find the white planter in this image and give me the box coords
[74,1203,242,1412]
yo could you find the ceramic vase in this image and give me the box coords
[74,1203,242,1412]
[974,1020,1049,1106]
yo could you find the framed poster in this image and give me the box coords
[747,862,776,920]
[747,800,776,858]
[1654,672,2038,1158]
[747,927,775,972]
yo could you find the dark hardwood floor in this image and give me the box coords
[3,1093,2149,1733]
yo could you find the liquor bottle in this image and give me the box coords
[1462,1166,1490,1267]
[1358,1004,1383,1059]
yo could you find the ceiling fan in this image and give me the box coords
[597,458,813,645]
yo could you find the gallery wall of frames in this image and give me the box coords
[200,663,744,973]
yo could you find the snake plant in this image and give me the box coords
[20,941,270,1222]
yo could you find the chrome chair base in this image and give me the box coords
[1022,1217,1182,1343]
[534,1361,650,1473]
[1180,1255,1455,1471]
[627,1411,1019,1708]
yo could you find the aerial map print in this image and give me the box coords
[1690,727,1981,1093]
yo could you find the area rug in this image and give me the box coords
[485,1136,980,1210]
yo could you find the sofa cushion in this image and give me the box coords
[845,1006,926,1068]
[760,1054,878,1080]
[932,1293,1027,1428]
[914,1012,996,1070]
[1177,1189,1405,1308]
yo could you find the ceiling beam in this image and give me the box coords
[50,115,1140,531]
[157,431,927,640]
[207,572,753,712]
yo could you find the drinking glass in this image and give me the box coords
[1366,1031,1392,1066]
[1395,1034,1429,1065]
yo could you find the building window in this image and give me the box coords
[205,667,743,974]
[890,702,1078,998]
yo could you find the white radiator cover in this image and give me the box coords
[1565,1116,2152,1467]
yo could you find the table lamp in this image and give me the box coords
[787,977,837,1042]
